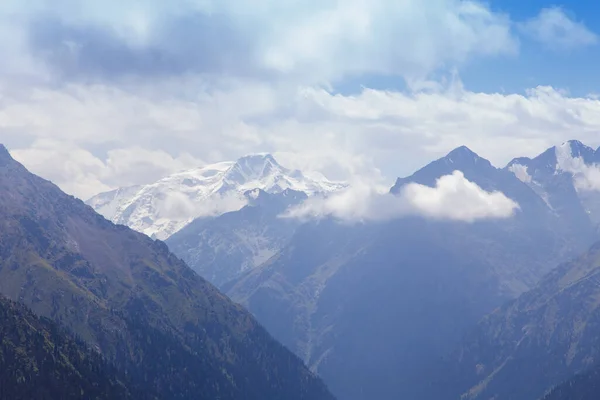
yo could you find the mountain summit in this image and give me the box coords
[87,153,346,240]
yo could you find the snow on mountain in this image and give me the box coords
[504,140,600,227]
[87,154,346,240]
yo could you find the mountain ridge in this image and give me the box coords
[87,153,346,240]
[0,145,335,400]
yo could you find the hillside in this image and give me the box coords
[0,295,145,400]
[437,240,600,400]
[0,144,334,400]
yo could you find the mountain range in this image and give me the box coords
[9,139,600,399]
[88,153,345,240]
[85,139,600,399]
[0,145,334,400]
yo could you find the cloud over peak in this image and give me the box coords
[284,171,519,223]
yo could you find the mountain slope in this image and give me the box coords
[437,240,600,400]
[225,146,592,400]
[0,295,146,400]
[542,364,600,400]
[0,144,335,400]
[166,188,306,288]
[88,154,345,240]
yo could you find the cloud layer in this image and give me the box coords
[284,171,519,223]
[0,2,599,200]
[2,0,517,85]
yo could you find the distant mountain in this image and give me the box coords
[87,153,345,240]
[505,140,600,236]
[166,188,307,288]
[0,145,335,400]
[0,295,146,400]
[224,145,596,400]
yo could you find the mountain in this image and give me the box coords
[166,188,307,288]
[0,144,335,400]
[505,140,600,234]
[434,240,600,400]
[224,145,596,400]
[87,153,345,240]
[0,295,147,400]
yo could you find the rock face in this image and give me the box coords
[0,145,334,400]
[166,188,307,288]
[87,153,345,240]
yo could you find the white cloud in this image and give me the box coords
[521,7,598,50]
[284,171,519,223]
[0,2,599,201]
[555,144,600,191]
[0,0,518,85]
[5,80,600,200]
[10,139,204,199]
[158,191,247,220]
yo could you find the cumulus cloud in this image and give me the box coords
[284,171,519,223]
[521,7,598,50]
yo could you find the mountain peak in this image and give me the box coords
[225,153,288,185]
[558,140,595,160]
[443,145,488,167]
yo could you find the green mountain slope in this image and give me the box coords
[0,295,146,400]
[0,145,334,400]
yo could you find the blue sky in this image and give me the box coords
[2,0,600,198]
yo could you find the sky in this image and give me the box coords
[2,0,600,200]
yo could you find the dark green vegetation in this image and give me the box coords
[0,145,334,400]
[0,295,144,400]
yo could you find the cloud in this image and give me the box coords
[555,144,600,191]
[0,2,599,201]
[521,7,598,50]
[158,191,247,220]
[6,80,600,200]
[10,139,204,199]
[1,0,517,85]
[284,171,519,223]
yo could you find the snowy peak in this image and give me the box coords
[87,153,345,240]
[561,140,596,160]
[224,154,286,185]
[555,140,597,171]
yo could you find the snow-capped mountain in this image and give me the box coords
[87,153,346,240]
[505,140,600,228]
